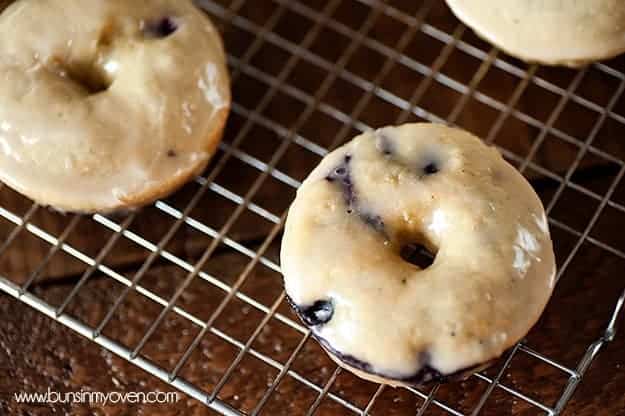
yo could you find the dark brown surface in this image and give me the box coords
[2,0,625,415]
[0,290,220,416]
[0,253,624,416]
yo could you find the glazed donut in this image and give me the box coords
[446,0,625,67]
[281,123,556,386]
[0,0,230,212]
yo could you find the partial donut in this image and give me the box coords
[281,123,556,386]
[0,0,230,212]
[446,0,625,67]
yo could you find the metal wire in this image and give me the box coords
[1,0,625,415]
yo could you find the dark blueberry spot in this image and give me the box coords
[401,278,407,285]
[326,155,352,183]
[491,169,504,182]
[300,300,334,326]
[167,149,177,157]
[375,132,394,156]
[450,331,456,337]
[325,155,390,236]
[423,162,439,175]
[326,154,355,209]
[400,243,435,269]
[315,337,464,386]
[361,212,385,233]
[146,17,178,38]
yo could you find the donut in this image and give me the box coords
[445,0,625,67]
[0,0,230,212]
[281,123,556,386]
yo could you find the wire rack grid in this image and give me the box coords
[1,0,625,415]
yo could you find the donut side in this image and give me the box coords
[445,0,625,67]
[0,105,229,214]
[286,294,494,387]
[117,105,230,212]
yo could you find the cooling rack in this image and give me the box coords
[2,0,625,414]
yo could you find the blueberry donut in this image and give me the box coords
[446,0,625,67]
[281,123,556,386]
[0,0,230,212]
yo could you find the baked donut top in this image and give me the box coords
[281,124,556,381]
[446,0,625,66]
[0,0,230,212]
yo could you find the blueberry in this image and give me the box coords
[361,212,385,233]
[326,154,355,208]
[167,149,177,157]
[146,17,178,38]
[300,300,334,326]
[326,155,352,183]
[375,132,394,156]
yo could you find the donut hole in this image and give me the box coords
[61,61,113,95]
[400,242,436,269]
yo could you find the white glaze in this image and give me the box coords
[446,0,625,67]
[0,0,230,212]
[281,123,556,383]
